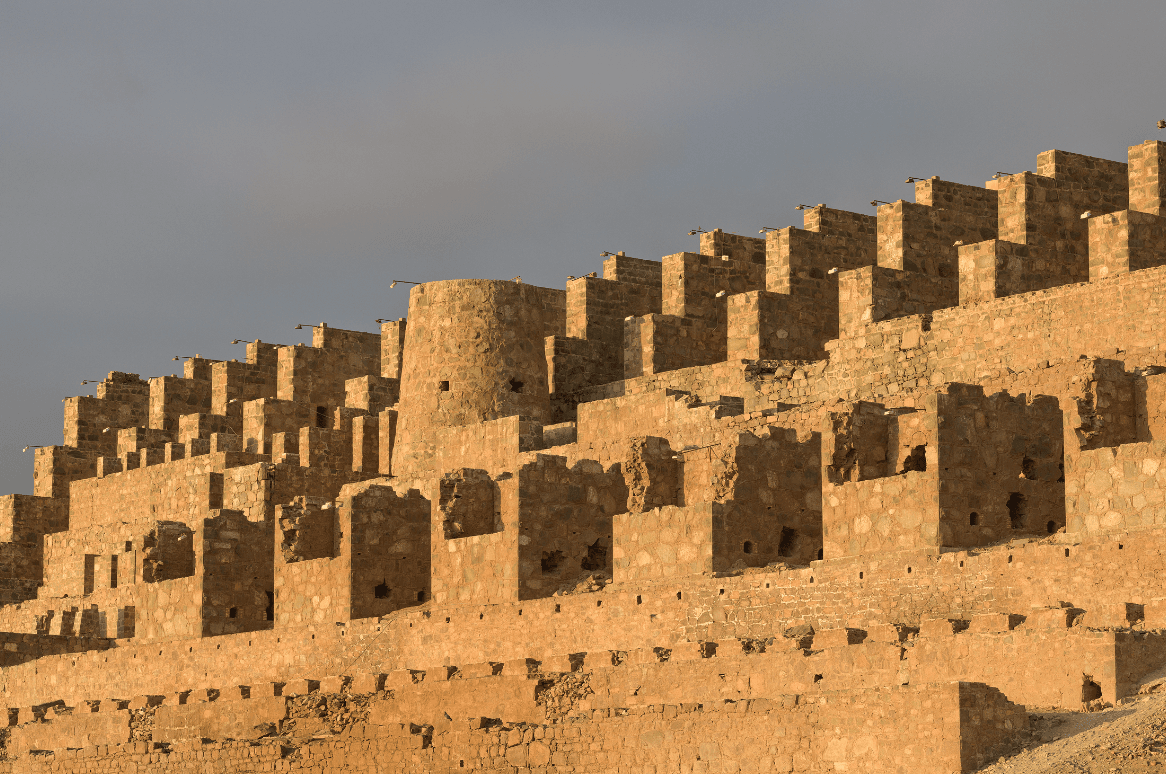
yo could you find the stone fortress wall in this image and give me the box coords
[1,140,1166,772]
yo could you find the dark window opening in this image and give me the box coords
[743,540,754,554]
[778,527,797,557]
[1058,462,1065,483]
[1049,521,1059,535]
[541,549,565,574]
[901,445,927,473]
[859,571,864,579]
[83,555,96,596]
[228,607,238,619]
[439,381,450,392]
[265,591,274,621]
[1021,456,1038,480]
[315,406,328,428]
[969,512,979,526]
[813,674,823,683]
[374,580,390,599]
[1081,676,1102,702]
[817,548,824,561]
[1007,492,1026,529]
[636,595,642,605]
[110,555,118,589]
[416,590,426,602]
[581,538,607,572]
[676,591,682,600]
[509,379,524,393]
[124,541,132,553]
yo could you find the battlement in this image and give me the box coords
[11,136,1166,771]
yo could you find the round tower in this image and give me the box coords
[394,280,561,470]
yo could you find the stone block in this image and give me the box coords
[814,628,868,648]
[350,673,387,694]
[968,613,1025,633]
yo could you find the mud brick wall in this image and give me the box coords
[1129,139,1166,216]
[1088,209,1166,279]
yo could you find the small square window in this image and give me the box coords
[439,381,450,392]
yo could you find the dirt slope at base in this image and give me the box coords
[981,691,1166,773]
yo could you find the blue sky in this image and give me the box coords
[2,1,1163,493]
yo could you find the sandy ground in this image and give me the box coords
[977,670,1166,773]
